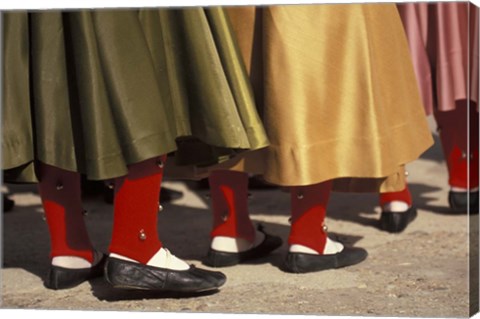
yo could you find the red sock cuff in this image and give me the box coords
[469,150,479,189]
[447,146,479,189]
[44,201,95,262]
[109,156,165,264]
[209,170,255,242]
[38,163,94,263]
[288,182,332,254]
[436,105,479,189]
[379,186,412,207]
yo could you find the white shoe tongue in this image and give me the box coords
[383,201,409,212]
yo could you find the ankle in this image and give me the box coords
[379,187,412,208]
[108,239,162,265]
[211,229,265,253]
[289,244,318,254]
[110,248,190,271]
[51,256,92,269]
[109,252,138,263]
[210,220,256,243]
[289,238,343,255]
[382,200,410,212]
[451,186,479,192]
[51,250,104,269]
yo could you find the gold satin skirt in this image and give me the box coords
[169,4,434,192]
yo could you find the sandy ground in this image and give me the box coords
[1,117,478,318]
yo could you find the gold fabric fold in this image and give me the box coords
[168,4,433,192]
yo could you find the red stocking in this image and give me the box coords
[379,185,413,208]
[37,163,94,263]
[109,156,165,264]
[435,102,479,189]
[288,181,332,254]
[209,170,255,242]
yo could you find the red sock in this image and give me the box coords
[469,105,479,189]
[379,185,413,208]
[37,163,94,263]
[447,146,470,188]
[288,181,332,254]
[209,170,255,242]
[446,147,479,189]
[469,149,479,189]
[109,156,165,264]
[435,103,479,189]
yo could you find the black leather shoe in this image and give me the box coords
[449,190,479,214]
[104,257,226,293]
[160,188,184,202]
[379,207,417,233]
[44,253,107,290]
[282,246,368,273]
[3,195,14,212]
[203,225,283,268]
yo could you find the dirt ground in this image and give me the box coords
[1,117,478,318]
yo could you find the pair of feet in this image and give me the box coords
[45,226,366,291]
[45,248,226,293]
[205,225,368,273]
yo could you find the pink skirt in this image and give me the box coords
[397,2,479,114]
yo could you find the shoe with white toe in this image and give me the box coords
[203,224,283,268]
[105,248,226,293]
[379,201,417,233]
[45,251,107,290]
[283,238,367,273]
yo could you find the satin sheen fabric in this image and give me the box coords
[2,9,269,182]
[184,4,433,192]
[397,2,479,114]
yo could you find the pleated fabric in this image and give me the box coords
[397,2,479,114]
[189,4,433,192]
[2,8,269,182]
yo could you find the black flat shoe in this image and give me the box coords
[44,253,107,290]
[282,246,368,274]
[160,188,184,202]
[3,195,15,212]
[104,257,226,293]
[449,190,479,214]
[203,225,283,268]
[379,206,417,233]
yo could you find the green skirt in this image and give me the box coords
[2,8,268,182]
